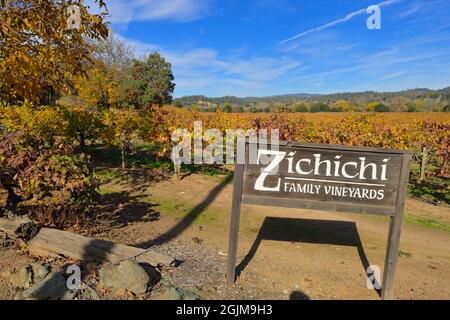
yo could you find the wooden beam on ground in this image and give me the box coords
[28,227,174,267]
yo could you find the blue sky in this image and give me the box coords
[100,0,450,97]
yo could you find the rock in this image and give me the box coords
[0,216,38,240]
[10,265,33,289]
[30,263,51,283]
[13,291,24,300]
[99,260,150,294]
[139,263,161,285]
[0,231,10,247]
[0,231,15,247]
[165,287,201,300]
[22,271,76,300]
[9,263,52,289]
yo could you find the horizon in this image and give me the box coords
[100,0,450,97]
[173,85,450,99]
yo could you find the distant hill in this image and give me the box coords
[174,87,450,112]
[174,93,320,107]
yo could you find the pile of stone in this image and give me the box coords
[1,217,201,300]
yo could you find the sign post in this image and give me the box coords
[227,139,412,300]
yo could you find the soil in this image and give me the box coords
[1,170,449,300]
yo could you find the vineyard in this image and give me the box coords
[1,104,449,166]
[1,104,449,212]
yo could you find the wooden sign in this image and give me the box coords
[227,139,412,300]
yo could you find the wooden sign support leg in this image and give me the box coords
[381,155,410,300]
[381,213,403,300]
[227,163,244,284]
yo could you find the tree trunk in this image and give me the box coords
[5,187,23,217]
[174,162,181,179]
[78,130,86,152]
[120,133,127,170]
[419,146,427,182]
[121,146,126,170]
[440,158,448,177]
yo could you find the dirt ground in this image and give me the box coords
[1,171,449,300]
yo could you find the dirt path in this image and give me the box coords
[95,173,450,300]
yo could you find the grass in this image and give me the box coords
[403,212,450,234]
[407,162,449,206]
[90,143,450,234]
[154,198,225,226]
[398,250,412,258]
[96,169,118,180]
[88,143,173,170]
[90,142,448,204]
[350,210,450,234]
[89,143,231,178]
[98,186,116,196]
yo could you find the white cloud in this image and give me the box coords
[116,34,305,96]
[392,2,422,20]
[379,71,408,80]
[279,0,402,44]
[101,0,210,24]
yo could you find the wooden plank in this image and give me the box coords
[242,173,399,210]
[240,143,407,216]
[28,228,174,267]
[381,153,411,300]
[226,160,245,283]
[244,138,413,155]
[241,194,395,216]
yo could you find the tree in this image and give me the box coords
[74,34,135,108]
[120,52,175,109]
[63,106,104,151]
[102,109,140,169]
[294,103,308,112]
[407,103,417,112]
[366,101,388,112]
[89,34,134,72]
[0,0,109,104]
[0,131,98,215]
[374,104,390,112]
[332,100,355,112]
[74,66,119,108]
[223,103,232,113]
[173,100,183,108]
[310,103,330,112]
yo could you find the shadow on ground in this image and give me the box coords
[134,174,233,248]
[289,290,310,300]
[236,217,381,297]
[97,191,160,230]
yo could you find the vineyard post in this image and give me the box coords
[120,133,126,170]
[381,153,411,300]
[419,146,427,182]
